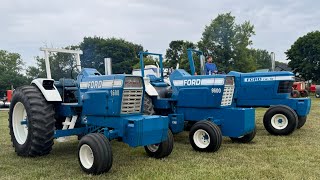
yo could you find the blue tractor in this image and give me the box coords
[136,51,256,153]
[187,49,311,135]
[228,71,311,135]
[8,48,174,175]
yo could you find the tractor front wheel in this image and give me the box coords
[263,105,298,135]
[144,130,174,159]
[143,94,155,115]
[300,90,309,97]
[189,120,222,152]
[230,126,256,143]
[9,85,55,156]
[78,133,113,174]
[297,116,307,129]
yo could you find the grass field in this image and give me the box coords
[0,98,320,180]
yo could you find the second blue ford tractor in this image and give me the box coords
[135,51,256,153]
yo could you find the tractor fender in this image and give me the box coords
[31,78,62,102]
[143,77,158,96]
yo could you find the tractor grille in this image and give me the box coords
[221,85,234,106]
[278,81,293,93]
[121,89,143,114]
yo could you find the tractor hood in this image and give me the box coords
[169,69,235,108]
[228,71,295,101]
[77,68,144,116]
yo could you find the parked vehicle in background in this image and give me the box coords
[315,85,320,98]
[0,90,13,108]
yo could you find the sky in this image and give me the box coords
[0,0,319,67]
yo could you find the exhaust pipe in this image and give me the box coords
[104,58,112,75]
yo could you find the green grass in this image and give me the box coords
[1,98,320,180]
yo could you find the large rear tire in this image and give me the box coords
[143,94,155,115]
[263,105,298,135]
[189,121,222,152]
[78,133,113,174]
[144,130,174,159]
[8,85,55,156]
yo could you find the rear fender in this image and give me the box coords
[31,78,62,102]
[144,77,158,96]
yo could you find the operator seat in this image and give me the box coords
[147,75,172,98]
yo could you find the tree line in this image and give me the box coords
[1,13,319,90]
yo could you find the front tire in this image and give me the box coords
[297,116,307,129]
[143,94,155,115]
[189,121,222,152]
[263,105,298,135]
[144,130,174,159]
[9,85,55,156]
[78,133,113,174]
[230,126,256,143]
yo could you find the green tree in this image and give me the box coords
[250,49,272,70]
[132,56,159,69]
[0,50,29,90]
[27,37,144,79]
[198,12,256,72]
[165,40,196,72]
[275,61,291,71]
[80,37,144,74]
[286,31,320,81]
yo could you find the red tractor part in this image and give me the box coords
[309,84,316,93]
[7,90,13,102]
[292,82,309,98]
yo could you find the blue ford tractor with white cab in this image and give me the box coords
[138,51,256,153]
[187,48,311,136]
[8,48,174,175]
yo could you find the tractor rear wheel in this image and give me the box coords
[263,105,298,135]
[230,126,256,143]
[144,130,174,159]
[297,116,307,129]
[143,94,155,115]
[8,85,55,156]
[78,133,113,174]
[291,90,300,98]
[189,120,222,152]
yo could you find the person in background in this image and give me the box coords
[205,56,218,75]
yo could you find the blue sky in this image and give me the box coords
[0,0,319,68]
